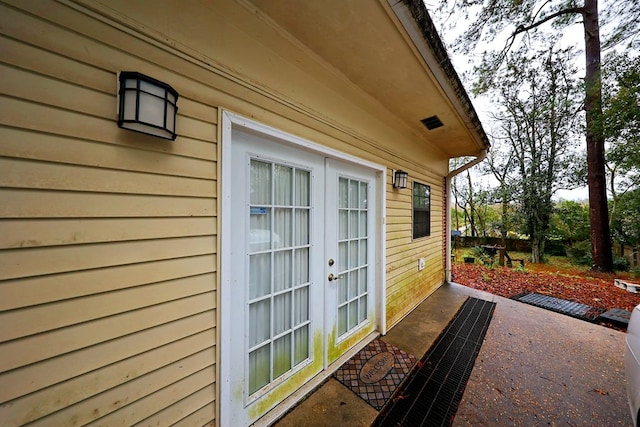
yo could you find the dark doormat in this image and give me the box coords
[598,308,632,326]
[511,292,606,322]
[373,297,496,427]
[333,339,418,410]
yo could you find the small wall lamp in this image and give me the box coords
[392,169,409,189]
[118,71,179,140]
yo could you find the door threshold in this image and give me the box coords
[253,330,380,426]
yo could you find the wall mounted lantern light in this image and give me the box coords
[118,71,179,140]
[392,169,409,189]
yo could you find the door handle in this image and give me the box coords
[328,273,342,281]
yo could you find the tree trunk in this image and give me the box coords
[531,236,545,264]
[583,0,613,271]
[500,199,508,246]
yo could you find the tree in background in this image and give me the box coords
[451,165,485,237]
[434,0,640,270]
[549,200,591,243]
[602,53,640,233]
[610,189,640,247]
[482,138,518,244]
[489,46,583,263]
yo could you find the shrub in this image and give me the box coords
[569,240,592,266]
[633,267,640,279]
[613,256,630,272]
[545,239,567,256]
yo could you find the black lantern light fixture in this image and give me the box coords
[392,169,409,189]
[118,71,179,140]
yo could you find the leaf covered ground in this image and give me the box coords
[452,262,640,316]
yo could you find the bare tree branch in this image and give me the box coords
[514,7,584,35]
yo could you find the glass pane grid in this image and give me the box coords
[336,178,370,339]
[248,160,312,397]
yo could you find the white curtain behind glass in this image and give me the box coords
[248,159,311,396]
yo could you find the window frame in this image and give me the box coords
[412,181,431,239]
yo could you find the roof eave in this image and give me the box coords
[388,0,490,155]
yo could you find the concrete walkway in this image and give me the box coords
[454,292,630,426]
[274,283,632,426]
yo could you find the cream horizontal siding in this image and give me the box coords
[3,320,214,425]
[0,0,458,424]
[0,255,215,310]
[0,1,217,425]
[385,169,445,328]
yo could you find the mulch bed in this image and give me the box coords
[452,263,640,330]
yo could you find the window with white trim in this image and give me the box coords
[412,181,431,239]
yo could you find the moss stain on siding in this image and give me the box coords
[248,331,323,419]
[386,272,441,327]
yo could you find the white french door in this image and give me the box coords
[325,159,377,363]
[222,115,381,426]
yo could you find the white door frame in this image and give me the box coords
[220,111,386,425]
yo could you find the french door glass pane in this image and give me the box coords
[274,165,292,205]
[249,254,270,299]
[294,248,309,285]
[294,325,309,364]
[274,208,292,248]
[249,345,270,395]
[338,305,347,335]
[338,279,348,304]
[348,302,358,329]
[339,210,348,240]
[360,182,368,208]
[336,177,370,339]
[274,250,292,292]
[295,170,310,206]
[339,178,348,208]
[251,161,271,205]
[359,240,367,265]
[294,210,309,245]
[359,212,367,235]
[359,268,368,294]
[294,286,309,325]
[349,180,359,207]
[273,335,292,379]
[359,296,368,323]
[348,271,358,299]
[349,241,358,269]
[274,293,292,335]
[250,209,271,252]
[349,211,358,238]
[338,242,348,271]
[248,159,312,396]
[249,299,270,347]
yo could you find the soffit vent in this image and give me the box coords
[421,115,444,130]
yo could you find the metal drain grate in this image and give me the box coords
[512,293,605,321]
[373,297,496,427]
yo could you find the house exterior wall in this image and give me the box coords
[1,0,448,425]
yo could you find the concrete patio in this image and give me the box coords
[273,283,631,426]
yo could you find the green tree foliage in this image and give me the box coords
[482,148,518,243]
[602,54,640,170]
[549,200,591,242]
[602,53,640,234]
[610,189,640,246]
[451,164,489,237]
[433,0,640,271]
[489,46,583,263]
